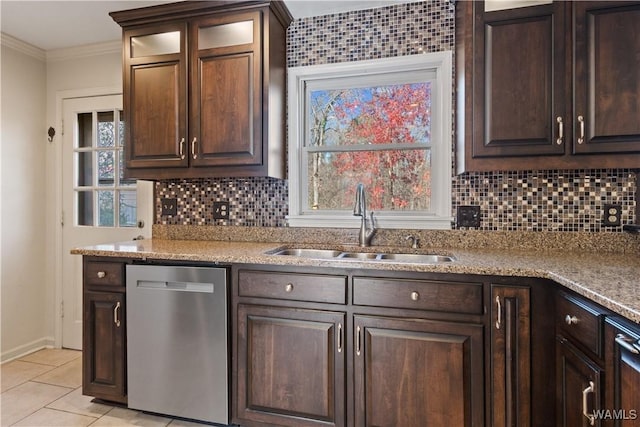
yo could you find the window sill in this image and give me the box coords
[286,213,453,230]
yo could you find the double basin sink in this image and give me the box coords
[271,248,455,264]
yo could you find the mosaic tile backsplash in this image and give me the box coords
[155,1,637,232]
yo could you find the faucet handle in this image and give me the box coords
[406,235,420,249]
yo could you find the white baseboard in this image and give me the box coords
[1,337,56,363]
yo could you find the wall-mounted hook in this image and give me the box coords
[47,127,55,142]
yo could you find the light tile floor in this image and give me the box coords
[1,349,210,427]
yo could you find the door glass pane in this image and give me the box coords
[73,107,136,228]
[118,113,125,147]
[199,20,253,49]
[76,152,93,186]
[77,113,93,148]
[119,191,137,227]
[131,31,180,57]
[97,150,114,186]
[98,190,114,227]
[97,111,115,147]
[77,191,93,226]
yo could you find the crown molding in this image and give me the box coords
[0,32,46,61]
[46,40,121,62]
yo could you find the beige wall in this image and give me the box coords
[0,37,121,360]
[1,43,48,360]
[44,47,122,348]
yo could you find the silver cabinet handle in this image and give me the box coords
[495,295,502,330]
[615,334,640,354]
[577,115,585,144]
[356,325,362,356]
[285,283,293,293]
[565,315,579,325]
[337,323,343,353]
[582,381,595,426]
[556,116,564,145]
[114,302,121,328]
[191,137,198,159]
[410,291,420,301]
[97,271,106,279]
[179,137,186,159]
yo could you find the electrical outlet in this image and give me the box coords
[161,198,177,216]
[457,205,481,228]
[603,204,622,227]
[213,201,229,220]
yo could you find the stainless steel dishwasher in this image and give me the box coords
[126,264,228,424]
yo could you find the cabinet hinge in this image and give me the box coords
[61,211,64,227]
[61,300,64,319]
[61,119,64,136]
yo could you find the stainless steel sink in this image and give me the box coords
[337,252,381,260]
[270,248,455,264]
[377,253,455,263]
[272,248,342,259]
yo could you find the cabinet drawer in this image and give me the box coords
[238,270,347,304]
[84,261,125,288]
[353,277,483,314]
[556,291,606,357]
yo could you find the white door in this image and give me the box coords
[61,95,153,350]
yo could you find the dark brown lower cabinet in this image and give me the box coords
[605,317,640,427]
[556,336,603,427]
[82,290,126,404]
[236,304,346,427]
[490,285,531,427]
[353,315,484,427]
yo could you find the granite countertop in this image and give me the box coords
[71,238,640,323]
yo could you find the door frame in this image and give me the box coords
[52,86,123,348]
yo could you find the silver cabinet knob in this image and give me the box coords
[97,271,106,279]
[565,315,579,325]
[285,283,294,293]
[410,291,419,301]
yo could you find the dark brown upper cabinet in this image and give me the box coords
[110,1,291,180]
[456,1,640,172]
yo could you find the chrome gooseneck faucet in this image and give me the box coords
[353,183,376,247]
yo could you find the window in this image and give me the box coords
[287,53,452,229]
[74,109,137,227]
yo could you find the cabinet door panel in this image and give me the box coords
[82,291,126,404]
[491,285,531,427]
[123,24,188,171]
[473,3,566,158]
[556,337,603,427]
[195,54,257,164]
[354,315,484,427]
[191,12,263,168]
[236,305,345,427]
[129,64,186,166]
[573,2,640,154]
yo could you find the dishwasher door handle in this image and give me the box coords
[136,280,214,293]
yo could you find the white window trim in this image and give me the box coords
[287,52,453,230]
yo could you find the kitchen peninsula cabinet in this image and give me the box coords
[604,317,640,426]
[110,1,291,180]
[82,257,128,404]
[456,0,640,172]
